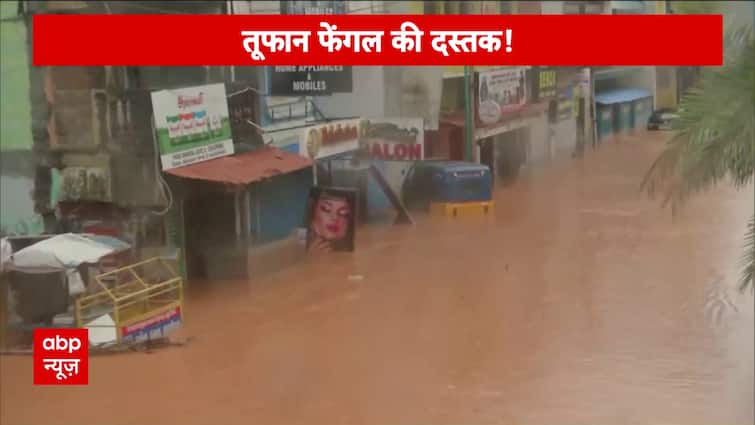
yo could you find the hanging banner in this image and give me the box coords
[476,67,528,126]
[536,67,557,100]
[150,83,234,170]
[361,118,424,161]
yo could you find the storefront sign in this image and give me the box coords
[269,66,353,96]
[151,83,233,170]
[59,166,112,202]
[362,118,424,161]
[271,1,351,96]
[120,306,182,344]
[280,0,346,14]
[476,67,528,126]
[537,67,557,100]
[302,119,364,160]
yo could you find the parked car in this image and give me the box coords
[401,161,493,210]
[647,108,681,130]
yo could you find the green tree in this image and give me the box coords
[641,23,754,293]
[671,1,722,15]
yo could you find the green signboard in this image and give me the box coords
[150,83,234,170]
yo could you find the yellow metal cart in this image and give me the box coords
[75,257,183,344]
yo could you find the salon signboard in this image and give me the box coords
[362,118,424,161]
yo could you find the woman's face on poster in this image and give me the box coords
[312,195,351,240]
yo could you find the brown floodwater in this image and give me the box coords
[1,131,753,425]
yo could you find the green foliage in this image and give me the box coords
[641,26,754,293]
[671,1,721,15]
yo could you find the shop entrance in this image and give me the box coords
[479,138,495,183]
[495,129,528,184]
[183,185,238,281]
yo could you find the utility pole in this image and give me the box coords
[463,65,473,162]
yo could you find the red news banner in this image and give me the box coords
[33,14,722,66]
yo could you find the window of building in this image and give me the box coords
[564,0,605,14]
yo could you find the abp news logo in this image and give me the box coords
[33,328,88,385]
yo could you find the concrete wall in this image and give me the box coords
[249,168,313,244]
[313,66,386,119]
[0,3,32,152]
[312,66,443,130]
[528,114,550,162]
[0,3,41,236]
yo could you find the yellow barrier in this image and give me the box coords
[430,201,495,217]
[74,257,183,343]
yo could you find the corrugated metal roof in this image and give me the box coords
[165,146,313,186]
[595,88,653,105]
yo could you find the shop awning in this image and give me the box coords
[165,146,313,186]
[9,233,131,274]
[595,88,653,105]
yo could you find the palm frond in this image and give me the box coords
[641,26,754,214]
[642,24,754,290]
[741,214,754,293]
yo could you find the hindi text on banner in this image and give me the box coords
[318,22,384,53]
[241,30,311,61]
[390,21,424,53]
[430,30,505,57]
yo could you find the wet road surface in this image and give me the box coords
[2,132,753,425]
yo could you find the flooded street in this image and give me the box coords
[2,132,753,425]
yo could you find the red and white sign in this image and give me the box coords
[32,15,722,66]
[120,306,182,344]
[302,119,363,160]
[34,328,88,385]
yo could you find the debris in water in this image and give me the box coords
[348,274,364,281]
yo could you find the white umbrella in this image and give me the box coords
[9,233,130,274]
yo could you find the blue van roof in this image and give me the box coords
[419,160,489,172]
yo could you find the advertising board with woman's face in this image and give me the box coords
[306,187,357,253]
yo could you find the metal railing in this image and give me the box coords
[266,98,327,123]
[74,257,183,342]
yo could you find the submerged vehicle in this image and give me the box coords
[401,161,493,215]
[647,107,681,130]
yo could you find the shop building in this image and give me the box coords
[164,146,313,281]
